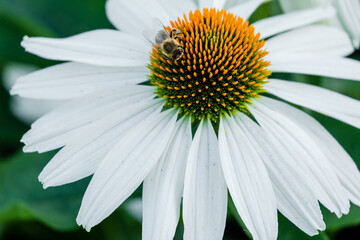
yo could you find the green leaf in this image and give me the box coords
[0,151,89,231]
[249,0,283,24]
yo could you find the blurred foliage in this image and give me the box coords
[0,0,360,239]
[0,151,85,231]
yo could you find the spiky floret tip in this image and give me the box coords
[148,8,271,121]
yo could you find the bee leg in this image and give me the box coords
[174,35,184,41]
[171,29,183,38]
[170,29,177,38]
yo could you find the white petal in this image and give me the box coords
[269,53,360,81]
[106,0,171,36]
[21,30,149,67]
[262,98,360,206]
[199,0,226,9]
[142,117,192,240]
[334,0,360,48]
[218,117,277,240]
[2,63,38,91]
[10,97,63,125]
[228,0,265,20]
[234,113,325,236]
[22,85,154,153]
[11,62,149,99]
[183,119,227,240]
[265,25,354,57]
[250,98,350,217]
[77,108,178,231]
[253,6,335,39]
[39,98,162,188]
[265,79,360,128]
[3,63,63,123]
[156,0,197,20]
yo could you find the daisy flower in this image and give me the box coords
[278,0,360,48]
[11,0,360,239]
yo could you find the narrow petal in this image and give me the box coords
[265,79,360,128]
[269,53,360,81]
[250,98,350,217]
[228,0,265,20]
[234,113,325,236]
[21,30,149,67]
[199,0,226,9]
[261,98,360,206]
[218,117,278,240]
[265,25,354,57]
[106,0,171,36]
[142,117,192,240]
[77,108,178,231]
[39,98,162,188]
[253,6,335,39]
[22,85,154,153]
[183,119,227,240]
[11,62,149,99]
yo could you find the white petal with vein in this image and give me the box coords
[77,108,178,230]
[183,119,227,240]
[199,0,226,9]
[156,0,196,20]
[266,79,360,128]
[334,0,360,48]
[228,0,265,20]
[219,117,277,240]
[39,98,162,188]
[21,30,149,67]
[250,98,350,217]
[106,0,170,36]
[254,6,335,39]
[11,62,149,99]
[262,98,360,206]
[22,85,154,153]
[142,117,192,240]
[269,54,360,81]
[265,25,353,57]
[234,113,325,236]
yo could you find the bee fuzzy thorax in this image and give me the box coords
[148,8,271,121]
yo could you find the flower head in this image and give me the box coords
[149,8,271,121]
[11,0,360,239]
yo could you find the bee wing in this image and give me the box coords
[152,18,169,36]
[142,18,170,47]
[142,29,158,47]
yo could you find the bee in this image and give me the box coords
[143,18,184,61]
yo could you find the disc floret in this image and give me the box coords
[148,8,271,121]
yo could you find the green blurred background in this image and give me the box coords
[0,0,359,239]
